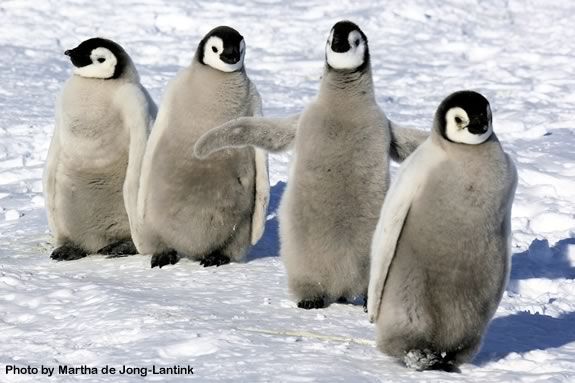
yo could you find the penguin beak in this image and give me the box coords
[467,117,489,134]
[331,34,349,53]
[220,46,240,64]
[220,54,239,64]
[64,48,91,68]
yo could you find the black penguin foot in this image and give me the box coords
[433,362,461,373]
[151,249,179,269]
[97,240,138,257]
[336,296,348,304]
[50,244,88,261]
[200,251,230,267]
[297,297,326,310]
[404,349,461,373]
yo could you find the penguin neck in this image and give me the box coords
[190,60,248,91]
[319,65,375,105]
[431,123,501,157]
[187,61,250,118]
[120,60,140,83]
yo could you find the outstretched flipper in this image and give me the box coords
[194,114,300,159]
[367,139,445,323]
[195,112,293,245]
[388,121,429,162]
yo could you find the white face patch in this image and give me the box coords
[73,47,118,79]
[325,30,365,70]
[445,107,492,145]
[203,36,245,72]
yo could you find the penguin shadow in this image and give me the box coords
[508,237,575,281]
[474,311,575,365]
[246,181,286,261]
[474,236,575,365]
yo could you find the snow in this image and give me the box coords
[1,0,574,382]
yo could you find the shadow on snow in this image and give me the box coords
[246,181,286,261]
[509,237,575,281]
[475,236,575,364]
[475,311,575,365]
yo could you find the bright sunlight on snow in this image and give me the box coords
[0,0,574,382]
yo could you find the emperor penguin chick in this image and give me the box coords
[134,26,269,269]
[195,21,427,308]
[368,91,517,371]
[44,37,156,261]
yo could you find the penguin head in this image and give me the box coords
[325,20,369,71]
[198,26,245,72]
[437,91,493,145]
[65,38,126,79]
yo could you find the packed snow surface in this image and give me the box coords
[0,0,574,382]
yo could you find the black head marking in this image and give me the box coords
[198,26,245,66]
[327,20,370,72]
[436,90,492,141]
[64,37,126,79]
[331,20,362,52]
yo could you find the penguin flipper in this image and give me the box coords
[44,98,62,240]
[114,83,156,239]
[194,114,300,158]
[367,139,446,323]
[251,147,270,245]
[388,120,429,162]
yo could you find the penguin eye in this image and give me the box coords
[354,39,360,47]
[97,57,106,63]
[455,116,463,124]
[212,46,218,53]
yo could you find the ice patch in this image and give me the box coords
[566,244,575,265]
[4,209,22,221]
[57,349,101,365]
[530,213,575,234]
[31,195,45,207]
[158,336,219,358]
[466,46,500,62]
[0,276,21,287]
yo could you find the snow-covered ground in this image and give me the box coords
[1,0,574,381]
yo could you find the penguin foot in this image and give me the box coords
[200,251,230,267]
[363,294,368,313]
[297,297,325,310]
[97,240,138,257]
[404,349,461,372]
[434,362,460,373]
[151,249,179,269]
[50,244,88,261]
[336,296,348,304]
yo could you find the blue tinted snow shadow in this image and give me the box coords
[246,181,286,261]
[509,237,575,281]
[474,311,575,365]
[474,236,575,364]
